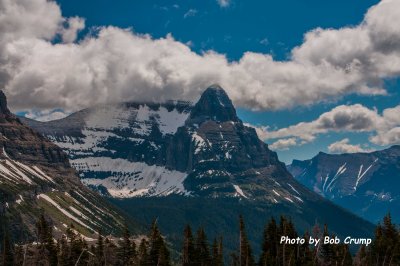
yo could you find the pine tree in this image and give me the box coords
[104,237,118,266]
[1,231,13,266]
[339,244,352,266]
[117,226,135,265]
[137,238,149,266]
[367,213,400,265]
[239,215,255,266]
[230,252,239,266]
[212,237,224,266]
[318,224,333,266]
[95,232,105,266]
[182,225,195,266]
[36,214,57,265]
[195,227,211,266]
[354,245,367,266]
[148,221,170,266]
[259,217,278,266]
[382,213,399,264]
[57,235,69,266]
[131,240,137,265]
[298,231,313,266]
[218,237,224,266]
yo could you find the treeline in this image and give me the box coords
[1,213,399,265]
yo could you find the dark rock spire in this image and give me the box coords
[188,85,240,124]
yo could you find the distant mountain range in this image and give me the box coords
[288,146,400,223]
[21,85,374,254]
[0,91,134,243]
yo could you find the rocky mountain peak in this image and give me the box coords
[188,85,239,124]
[0,90,11,116]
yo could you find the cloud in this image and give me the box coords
[328,138,371,154]
[24,109,69,122]
[269,138,298,151]
[60,17,85,43]
[217,0,231,7]
[1,0,400,114]
[259,38,269,46]
[252,103,400,147]
[183,9,197,18]
[255,104,380,141]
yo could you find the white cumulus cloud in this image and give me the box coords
[328,139,371,154]
[1,0,400,115]
[252,104,400,148]
[269,138,298,151]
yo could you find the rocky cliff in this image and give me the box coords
[0,91,132,242]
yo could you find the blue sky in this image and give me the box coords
[56,0,378,61]
[54,0,396,163]
[4,0,400,164]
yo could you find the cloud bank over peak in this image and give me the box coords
[328,138,371,154]
[253,103,400,150]
[1,0,400,114]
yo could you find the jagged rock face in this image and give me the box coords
[187,85,239,124]
[288,146,400,223]
[0,91,129,242]
[0,91,70,170]
[0,91,11,116]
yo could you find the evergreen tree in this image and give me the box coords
[277,216,299,266]
[339,244,352,266]
[259,217,278,266]
[117,226,135,265]
[148,221,170,266]
[137,238,149,266]
[57,235,69,266]
[318,224,333,266]
[1,231,13,266]
[36,214,57,266]
[104,237,118,266]
[195,227,211,266]
[230,252,239,266]
[354,245,367,266]
[212,237,223,266]
[239,215,255,266]
[367,213,400,265]
[95,232,105,266]
[182,225,195,266]
[298,231,313,266]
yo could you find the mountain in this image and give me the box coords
[0,91,132,243]
[288,146,400,223]
[21,85,374,254]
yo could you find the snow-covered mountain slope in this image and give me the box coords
[22,100,192,198]
[288,146,400,223]
[22,85,375,243]
[21,86,306,204]
[75,157,188,197]
[0,91,133,242]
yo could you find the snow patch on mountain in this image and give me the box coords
[233,184,248,198]
[37,194,95,232]
[73,157,188,198]
[156,106,190,135]
[0,149,55,185]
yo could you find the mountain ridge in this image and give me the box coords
[20,85,375,254]
[288,145,400,223]
[0,90,136,242]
